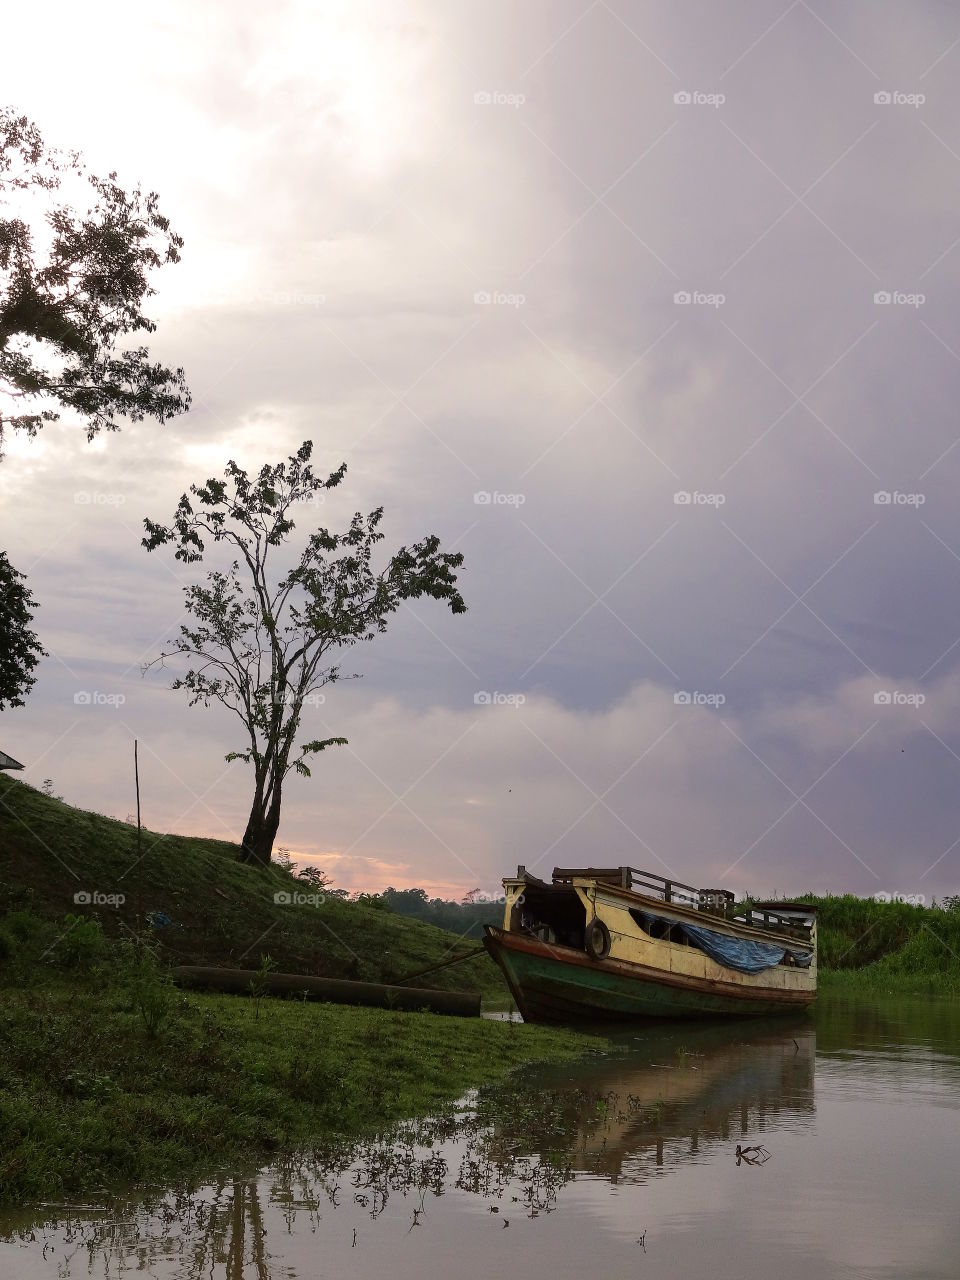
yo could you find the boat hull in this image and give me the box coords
[483,926,815,1024]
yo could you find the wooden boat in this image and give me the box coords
[482,866,817,1024]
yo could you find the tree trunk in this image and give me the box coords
[240,779,283,865]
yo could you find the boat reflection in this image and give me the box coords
[484,1017,816,1185]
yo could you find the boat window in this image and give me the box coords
[629,908,684,943]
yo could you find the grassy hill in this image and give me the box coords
[0,774,504,997]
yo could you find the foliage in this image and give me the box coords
[0,548,43,708]
[354,891,392,912]
[52,914,104,969]
[142,440,466,863]
[380,886,504,938]
[0,105,190,445]
[296,864,333,893]
[787,892,960,993]
[115,935,175,1037]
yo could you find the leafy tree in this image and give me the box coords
[0,106,190,710]
[0,549,43,708]
[297,864,332,893]
[142,441,466,865]
[0,106,190,445]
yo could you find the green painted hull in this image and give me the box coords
[485,929,814,1024]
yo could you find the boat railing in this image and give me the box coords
[734,908,814,939]
[552,866,701,908]
[549,866,815,940]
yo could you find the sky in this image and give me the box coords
[3,0,960,902]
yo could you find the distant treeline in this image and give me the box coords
[370,887,505,939]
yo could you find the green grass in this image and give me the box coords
[799,893,960,995]
[0,968,604,1206]
[0,775,611,1205]
[0,773,503,994]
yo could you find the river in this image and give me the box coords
[2,993,959,1279]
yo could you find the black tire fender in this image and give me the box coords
[584,917,612,960]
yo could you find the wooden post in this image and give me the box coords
[135,740,142,925]
[135,740,142,845]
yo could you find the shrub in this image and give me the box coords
[2,911,46,943]
[114,937,175,1038]
[53,915,104,969]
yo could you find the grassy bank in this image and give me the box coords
[0,778,610,1205]
[0,774,503,995]
[0,966,604,1206]
[804,894,960,995]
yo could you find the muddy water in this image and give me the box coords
[3,995,960,1279]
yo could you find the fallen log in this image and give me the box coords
[170,965,481,1017]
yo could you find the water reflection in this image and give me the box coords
[3,998,960,1280]
[0,1017,815,1276]
[484,1018,815,1186]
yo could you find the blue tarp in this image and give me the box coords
[636,911,813,974]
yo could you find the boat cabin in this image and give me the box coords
[501,865,816,956]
